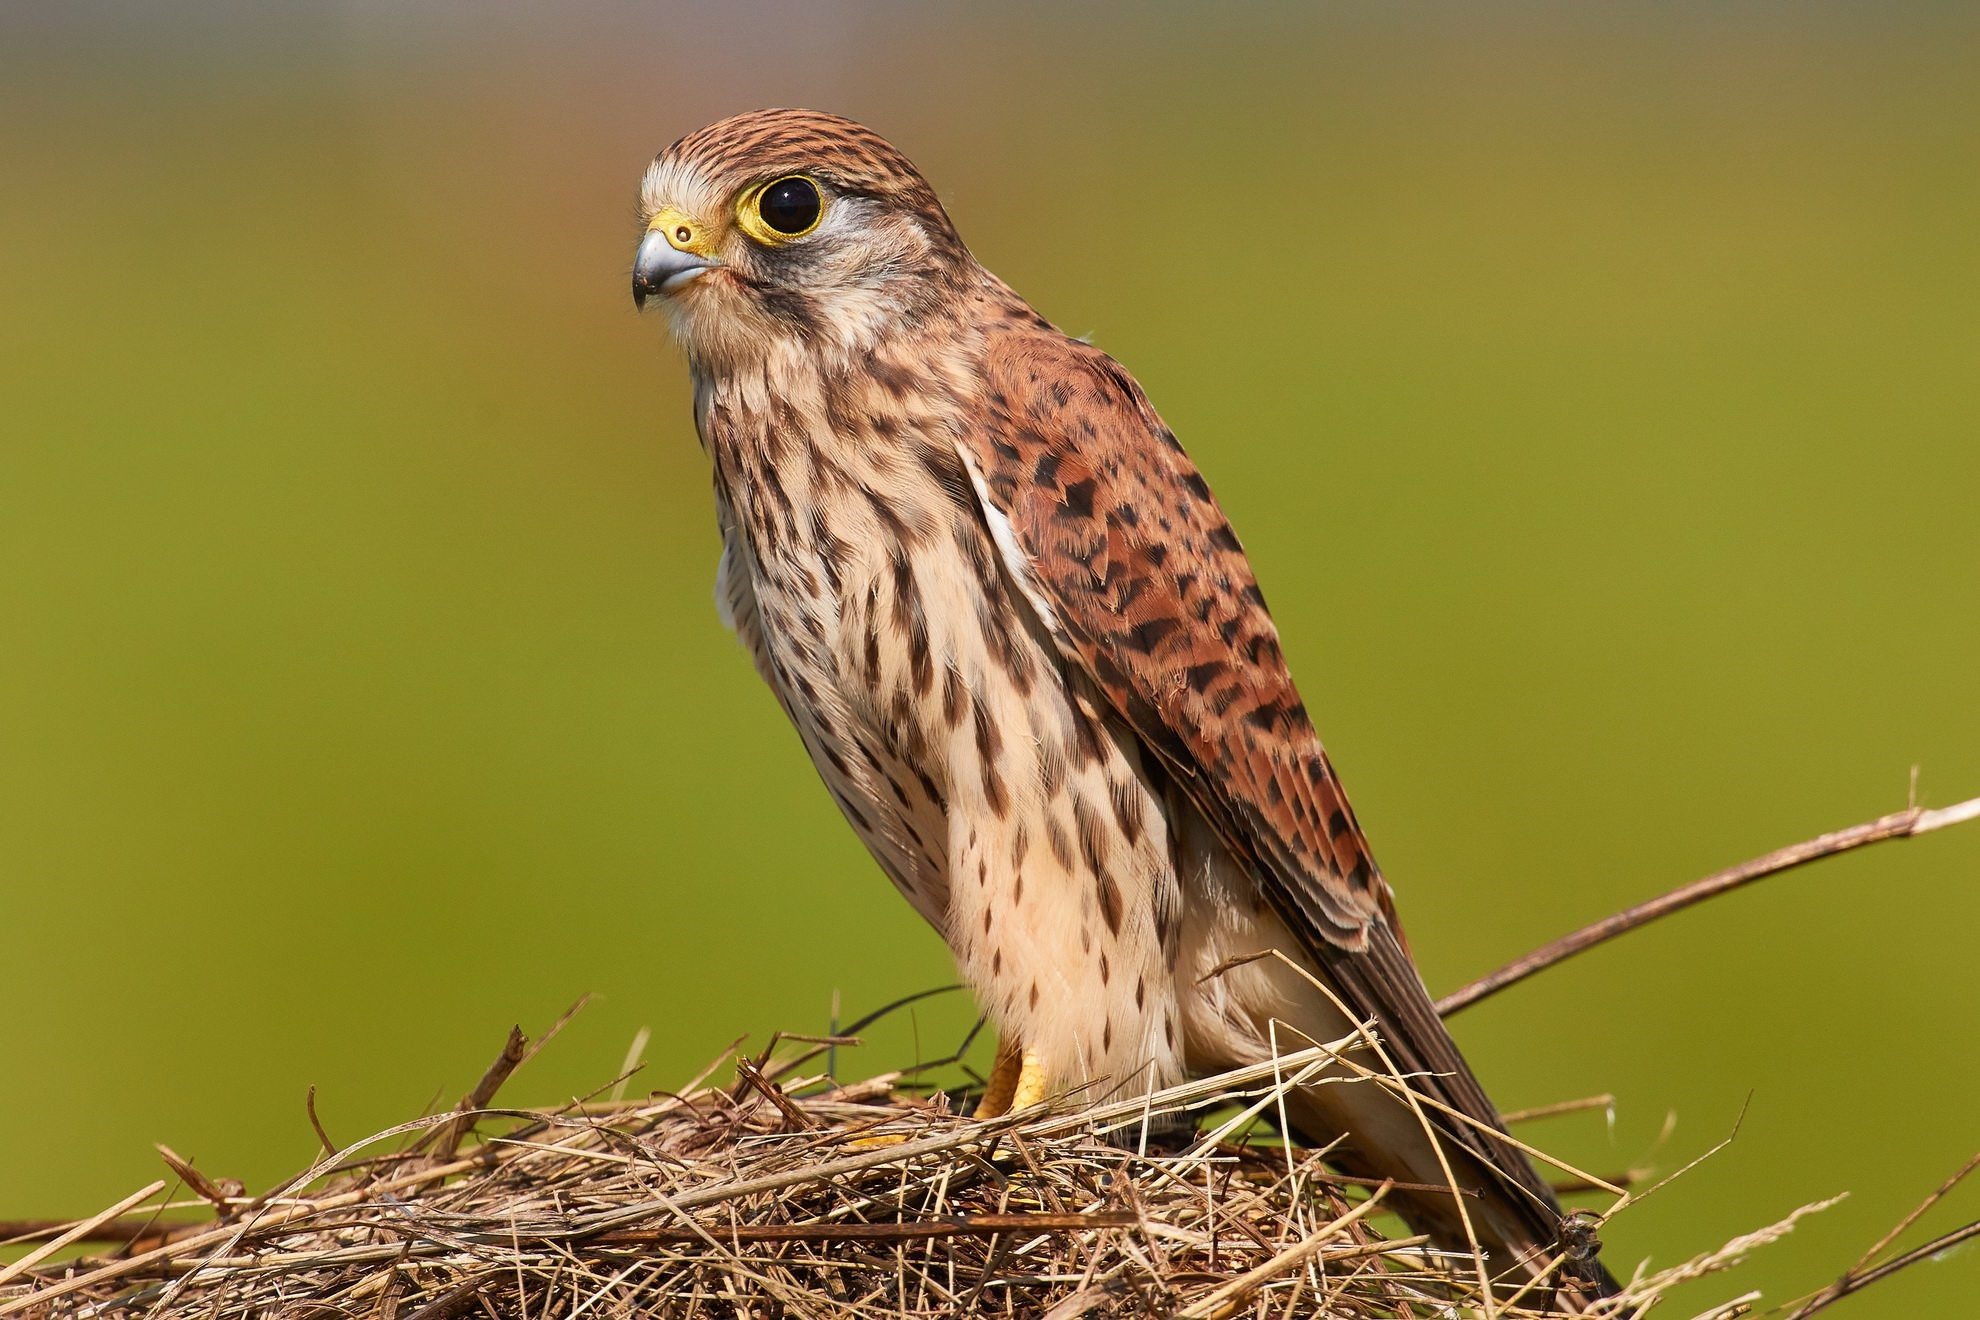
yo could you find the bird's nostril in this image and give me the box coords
[675,226,692,245]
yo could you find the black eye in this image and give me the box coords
[758,176,821,236]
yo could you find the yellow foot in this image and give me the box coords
[976,1039,1052,1118]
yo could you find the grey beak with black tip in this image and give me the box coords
[632,231,718,309]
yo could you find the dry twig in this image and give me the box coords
[1439,794,1980,1016]
[1785,1153,1980,1318]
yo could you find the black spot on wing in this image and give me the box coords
[1060,477,1097,520]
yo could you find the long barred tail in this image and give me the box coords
[1281,1082,1625,1315]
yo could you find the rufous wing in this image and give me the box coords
[953,323,1567,1239]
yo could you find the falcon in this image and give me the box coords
[632,108,1621,1308]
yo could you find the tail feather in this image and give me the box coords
[1285,1080,1623,1312]
[1256,924,1622,1311]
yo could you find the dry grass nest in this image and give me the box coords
[13,998,1955,1320]
[12,799,1980,1316]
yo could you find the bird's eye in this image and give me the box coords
[743,175,823,242]
[758,176,821,234]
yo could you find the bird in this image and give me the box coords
[632,108,1622,1309]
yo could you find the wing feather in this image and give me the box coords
[955,324,1564,1227]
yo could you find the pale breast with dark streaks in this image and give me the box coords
[695,325,1191,1096]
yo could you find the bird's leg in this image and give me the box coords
[1008,1050,1051,1111]
[974,1037,1023,1118]
[975,1040,1052,1117]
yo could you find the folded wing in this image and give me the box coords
[953,324,1566,1240]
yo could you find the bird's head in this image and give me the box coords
[634,109,974,371]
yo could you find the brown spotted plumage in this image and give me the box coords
[633,109,1619,1307]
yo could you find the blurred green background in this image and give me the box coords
[4,1,1977,1311]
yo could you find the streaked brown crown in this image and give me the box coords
[657,109,966,257]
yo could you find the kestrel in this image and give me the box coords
[633,109,1620,1308]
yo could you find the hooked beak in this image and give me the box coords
[632,228,719,309]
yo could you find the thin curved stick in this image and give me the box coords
[1785,1152,1980,1318]
[1789,1220,1980,1317]
[1438,795,1980,1018]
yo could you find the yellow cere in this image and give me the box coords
[645,206,719,257]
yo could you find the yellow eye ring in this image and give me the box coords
[735,174,824,245]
